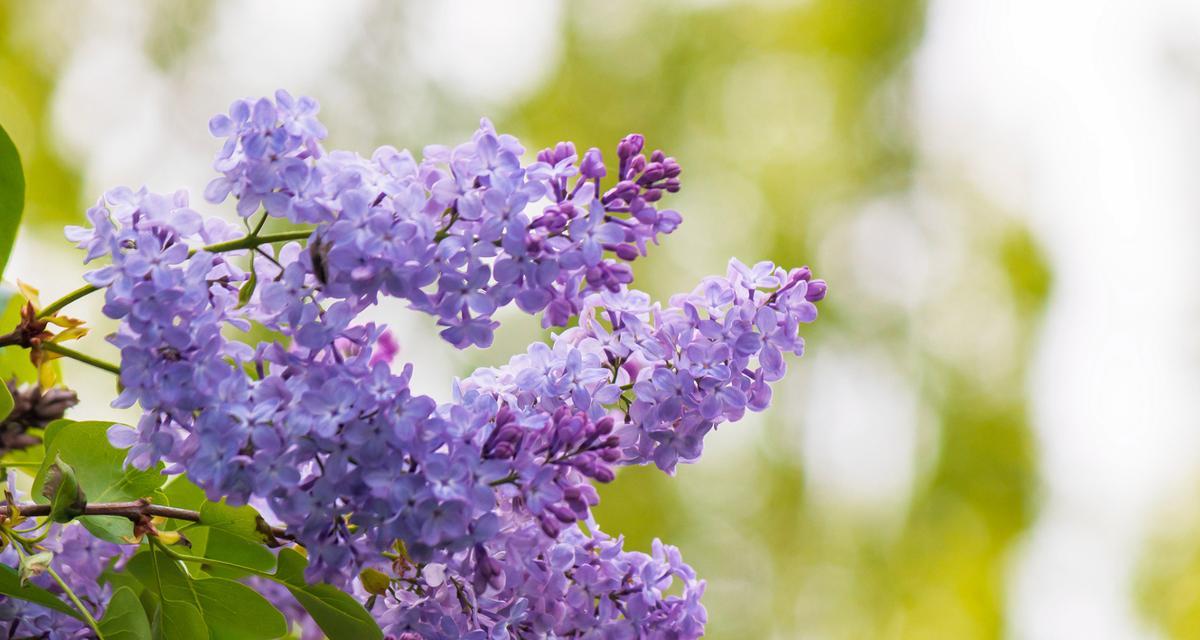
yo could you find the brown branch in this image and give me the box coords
[0,499,293,542]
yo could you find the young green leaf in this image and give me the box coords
[99,586,152,640]
[273,548,383,640]
[237,262,257,308]
[32,421,166,543]
[42,454,87,523]
[0,122,25,277]
[359,568,390,596]
[0,563,81,619]
[194,501,277,575]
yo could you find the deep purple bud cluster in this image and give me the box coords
[56,91,826,637]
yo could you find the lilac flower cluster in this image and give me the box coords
[56,91,826,637]
[373,518,705,639]
[205,90,681,347]
[461,258,826,474]
[74,190,509,580]
[0,501,127,637]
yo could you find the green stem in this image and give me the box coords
[36,285,96,319]
[8,537,102,636]
[249,211,269,237]
[36,228,314,320]
[198,229,313,255]
[488,472,519,487]
[46,564,103,638]
[39,342,121,375]
[153,538,271,578]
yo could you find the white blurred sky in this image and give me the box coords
[915,1,1200,638]
[7,0,1200,637]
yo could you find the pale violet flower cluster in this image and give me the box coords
[61,91,825,637]
[462,259,825,474]
[0,476,129,635]
[205,91,681,346]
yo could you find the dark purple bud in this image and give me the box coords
[488,442,515,459]
[617,134,644,161]
[640,164,666,184]
[642,188,663,203]
[629,155,646,176]
[794,266,812,282]
[548,504,576,524]
[473,545,504,593]
[599,448,622,463]
[613,244,640,261]
[539,514,562,537]
[595,417,614,435]
[591,466,615,483]
[805,279,827,302]
[664,178,681,193]
[650,149,665,163]
[662,157,681,178]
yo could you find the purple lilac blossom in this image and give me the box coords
[461,258,826,474]
[204,91,682,348]
[60,91,825,637]
[372,517,705,639]
[0,509,128,637]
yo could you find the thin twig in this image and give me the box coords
[35,228,314,320]
[0,501,293,541]
[38,343,120,375]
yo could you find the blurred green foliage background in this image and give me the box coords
[9,1,1189,638]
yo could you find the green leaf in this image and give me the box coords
[192,578,288,639]
[359,568,390,596]
[0,563,81,619]
[127,548,207,640]
[274,548,383,640]
[0,123,25,277]
[237,263,257,308]
[42,454,87,523]
[127,547,286,640]
[101,565,146,599]
[40,417,71,449]
[195,501,277,574]
[99,586,152,640]
[33,421,166,543]
[160,474,207,514]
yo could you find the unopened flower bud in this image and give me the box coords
[805,279,827,302]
